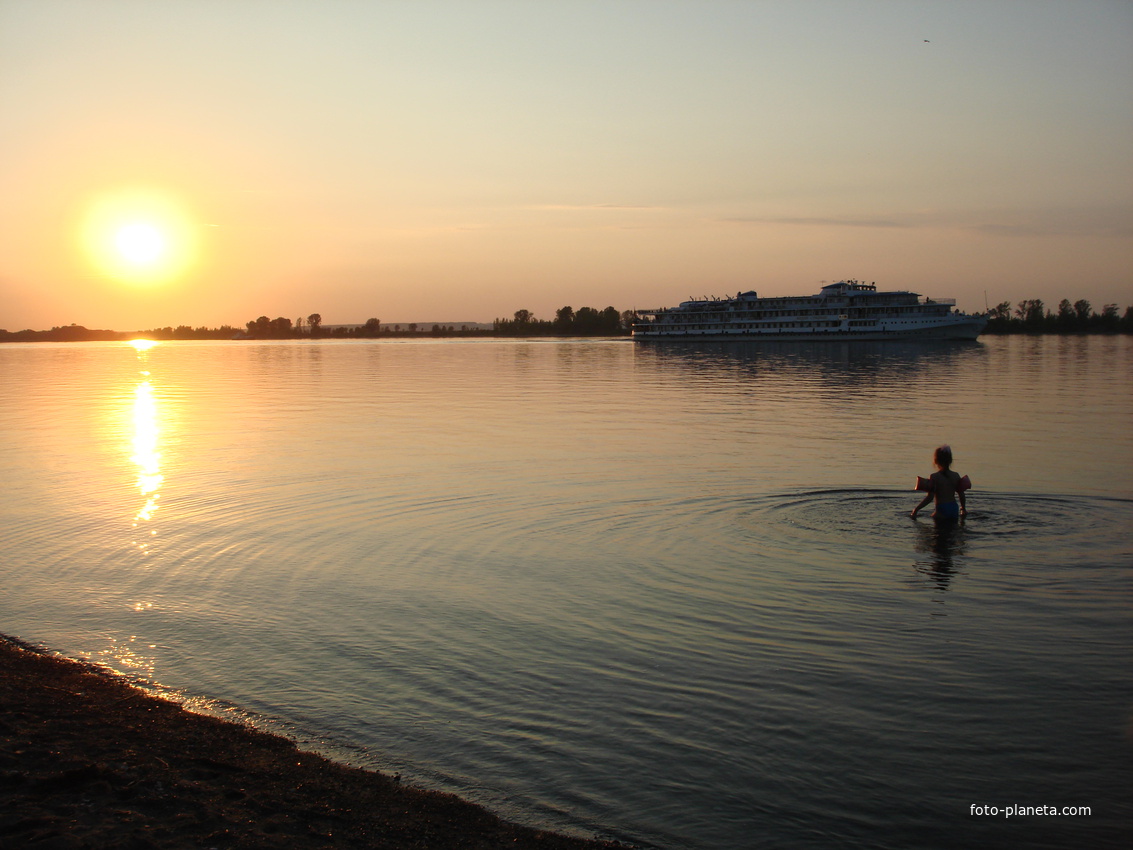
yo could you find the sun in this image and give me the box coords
[81,188,198,285]
[115,222,167,266]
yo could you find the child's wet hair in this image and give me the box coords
[934,445,953,468]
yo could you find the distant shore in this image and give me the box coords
[0,633,628,849]
[0,326,633,343]
[4,315,1133,344]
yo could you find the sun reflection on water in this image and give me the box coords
[128,340,163,548]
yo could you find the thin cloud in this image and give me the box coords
[724,215,910,229]
[722,206,1133,239]
[965,208,1133,239]
[528,203,671,212]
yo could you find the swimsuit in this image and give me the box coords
[935,500,961,520]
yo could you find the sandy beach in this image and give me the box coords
[0,634,628,849]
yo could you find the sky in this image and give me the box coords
[1,0,1131,330]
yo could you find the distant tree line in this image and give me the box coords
[0,324,239,342]
[242,306,634,338]
[493,306,633,336]
[241,313,494,339]
[984,299,1133,334]
[8,297,1132,343]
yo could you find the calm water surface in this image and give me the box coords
[1,336,1130,848]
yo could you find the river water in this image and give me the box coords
[0,336,1129,848]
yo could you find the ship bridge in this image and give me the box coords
[820,280,877,295]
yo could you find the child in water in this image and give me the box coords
[910,445,967,520]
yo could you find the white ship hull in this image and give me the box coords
[634,320,987,341]
[632,280,988,342]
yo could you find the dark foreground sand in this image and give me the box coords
[0,634,628,849]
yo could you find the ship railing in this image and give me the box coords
[924,297,956,306]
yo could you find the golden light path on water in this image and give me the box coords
[129,340,163,534]
[111,339,163,677]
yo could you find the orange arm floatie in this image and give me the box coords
[915,474,972,492]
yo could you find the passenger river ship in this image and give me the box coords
[632,280,988,341]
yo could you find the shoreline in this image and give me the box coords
[0,633,630,849]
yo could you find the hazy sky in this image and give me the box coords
[2,0,1131,329]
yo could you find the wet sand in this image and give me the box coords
[0,634,628,849]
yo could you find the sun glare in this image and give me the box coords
[81,188,198,285]
[115,222,166,265]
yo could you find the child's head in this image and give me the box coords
[934,445,953,469]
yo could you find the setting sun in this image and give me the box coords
[81,188,198,286]
[115,222,167,266]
